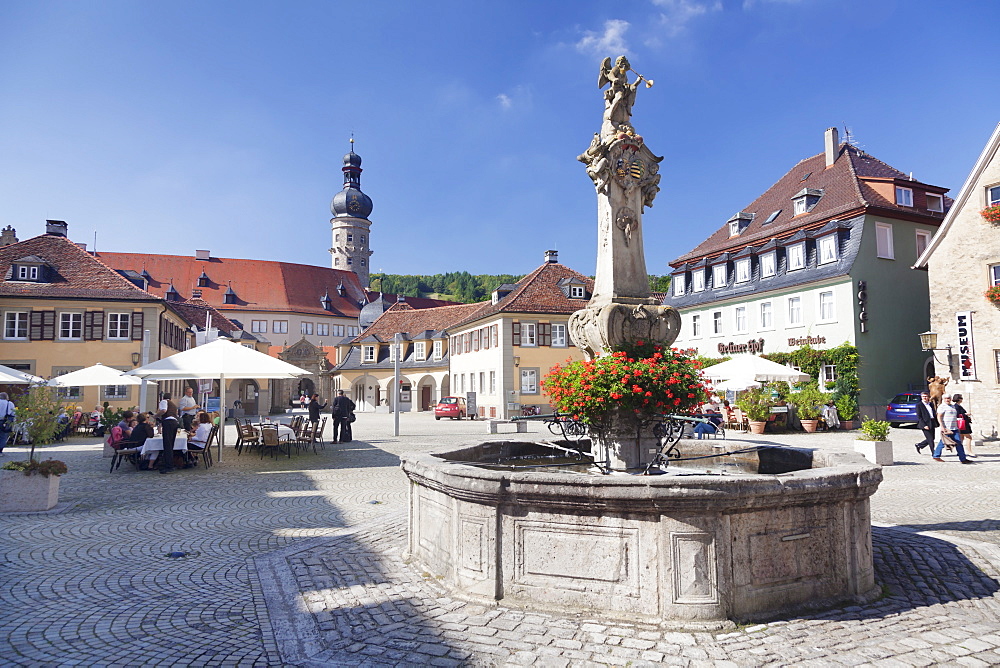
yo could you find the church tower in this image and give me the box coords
[330,139,374,287]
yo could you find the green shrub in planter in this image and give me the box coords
[835,394,858,422]
[1,459,68,477]
[788,382,826,420]
[736,387,773,422]
[858,418,890,441]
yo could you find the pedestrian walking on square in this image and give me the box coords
[952,394,976,457]
[932,395,971,463]
[179,387,200,431]
[0,392,15,455]
[914,391,937,453]
[156,392,180,474]
[331,390,355,443]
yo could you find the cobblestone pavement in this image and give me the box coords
[1,415,999,666]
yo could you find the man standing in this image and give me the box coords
[914,391,937,453]
[0,392,15,455]
[179,387,200,431]
[156,392,180,474]
[331,390,356,443]
[932,395,971,464]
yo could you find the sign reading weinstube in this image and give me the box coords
[955,311,977,381]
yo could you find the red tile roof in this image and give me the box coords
[1,234,160,301]
[166,298,242,335]
[671,144,949,265]
[352,301,485,343]
[97,251,368,317]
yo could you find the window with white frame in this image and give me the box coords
[691,314,701,337]
[388,342,400,361]
[317,323,329,336]
[346,234,353,242]
[521,322,537,346]
[273,320,288,334]
[301,322,313,335]
[760,251,776,278]
[787,242,805,271]
[53,368,81,399]
[692,268,705,292]
[822,364,837,385]
[520,368,538,394]
[788,296,802,325]
[551,323,567,347]
[760,302,773,330]
[415,341,426,361]
[673,274,685,296]
[104,384,129,400]
[333,324,345,337]
[793,196,807,215]
[915,230,931,257]
[251,320,267,333]
[735,258,750,283]
[489,370,496,394]
[59,312,82,340]
[433,340,443,360]
[875,223,894,259]
[17,266,38,280]
[729,220,740,236]
[712,311,723,335]
[106,312,131,340]
[818,234,838,264]
[363,345,375,362]
[712,264,727,288]
[926,193,944,212]
[989,185,1000,206]
[4,311,28,340]
[735,306,747,333]
[895,186,913,207]
[818,291,835,322]
[479,372,485,394]
[570,285,585,298]
[347,326,358,336]
[459,374,465,393]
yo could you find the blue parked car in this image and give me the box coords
[885,393,922,426]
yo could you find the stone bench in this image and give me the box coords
[487,420,528,434]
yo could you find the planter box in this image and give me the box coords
[854,439,893,466]
[801,419,820,433]
[0,470,61,512]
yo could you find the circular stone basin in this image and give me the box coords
[400,440,882,627]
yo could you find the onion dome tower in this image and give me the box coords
[330,138,374,287]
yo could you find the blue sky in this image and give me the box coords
[2,0,998,278]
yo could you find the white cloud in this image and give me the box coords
[651,0,722,37]
[576,19,631,56]
[497,93,512,110]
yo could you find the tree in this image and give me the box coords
[16,384,64,461]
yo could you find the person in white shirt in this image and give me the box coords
[0,392,15,454]
[178,387,200,431]
[187,412,213,452]
[932,395,971,464]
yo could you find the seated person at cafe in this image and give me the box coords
[119,413,156,469]
[116,411,134,439]
[821,400,840,430]
[187,412,213,452]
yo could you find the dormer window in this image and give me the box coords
[926,193,944,212]
[223,285,237,304]
[165,284,181,301]
[320,293,333,311]
[672,274,686,296]
[735,258,750,284]
[760,251,776,278]
[570,285,585,299]
[197,271,210,287]
[712,263,727,288]
[787,242,806,271]
[895,186,913,207]
[792,188,823,215]
[818,234,838,264]
[727,212,754,237]
[363,345,375,362]
[692,268,705,292]
[19,266,37,280]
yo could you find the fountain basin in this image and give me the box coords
[401,441,882,626]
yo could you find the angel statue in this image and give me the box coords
[598,55,651,135]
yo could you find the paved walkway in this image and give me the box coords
[1,415,999,666]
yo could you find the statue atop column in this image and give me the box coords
[570,56,679,360]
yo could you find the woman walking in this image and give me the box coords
[952,394,976,458]
[932,395,972,464]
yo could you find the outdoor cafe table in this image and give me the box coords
[140,433,189,457]
[256,423,295,440]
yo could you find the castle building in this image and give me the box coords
[329,140,374,287]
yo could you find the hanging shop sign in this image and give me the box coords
[718,338,765,355]
[955,311,977,381]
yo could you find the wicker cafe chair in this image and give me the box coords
[235,419,261,455]
[188,425,218,468]
[289,415,303,436]
[315,417,328,449]
[110,445,142,472]
[259,424,290,459]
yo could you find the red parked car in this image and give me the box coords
[435,397,468,420]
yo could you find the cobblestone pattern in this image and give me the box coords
[0,418,998,666]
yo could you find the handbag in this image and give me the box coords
[956,415,967,431]
[349,412,357,423]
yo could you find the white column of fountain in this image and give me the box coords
[570,56,682,470]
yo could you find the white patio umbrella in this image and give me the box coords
[125,339,308,459]
[0,363,44,385]
[708,377,761,393]
[46,363,147,388]
[701,355,811,384]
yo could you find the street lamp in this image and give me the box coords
[918,331,954,374]
[393,332,401,437]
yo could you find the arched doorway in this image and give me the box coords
[237,379,260,416]
[353,375,378,412]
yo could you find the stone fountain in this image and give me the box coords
[400,58,882,626]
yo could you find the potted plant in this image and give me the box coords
[835,394,858,429]
[981,203,1000,224]
[0,384,68,512]
[788,381,826,432]
[735,386,772,434]
[985,285,1000,305]
[854,417,893,466]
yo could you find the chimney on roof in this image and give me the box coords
[75,242,87,251]
[45,220,68,237]
[195,249,211,261]
[545,250,558,264]
[397,294,406,303]
[824,127,840,168]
